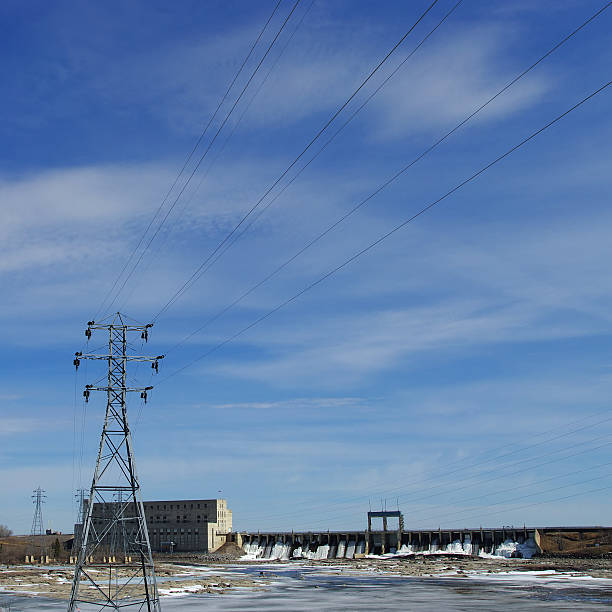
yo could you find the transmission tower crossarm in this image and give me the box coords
[84,384,154,393]
[76,353,164,363]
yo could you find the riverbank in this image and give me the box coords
[0,563,265,600]
[157,547,612,579]
[2,555,611,602]
[303,554,612,580]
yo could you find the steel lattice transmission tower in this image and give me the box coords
[30,487,46,557]
[110,490,130,559]
[68,313,164,612]
[74,488,87,552]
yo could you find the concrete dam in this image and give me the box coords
[232,513,612,560]
[236,526,538,560]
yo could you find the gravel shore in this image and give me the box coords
[0,563,265,600]
[303,554,612,579]
[2,555,611,601]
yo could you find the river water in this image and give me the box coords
[2,561,612,610]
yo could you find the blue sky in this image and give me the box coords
[1,0,611,535]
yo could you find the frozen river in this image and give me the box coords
[2,561,612,611]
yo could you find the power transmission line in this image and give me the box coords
[165,0,464,317]
[296,481,612,532]
[238,418,612,524]
[240,421,612,526]
[76,339,90,491]
[161,1,607,357]
[158,80,611,385]
[95,1,282,320]
[98,0,298,317]
[216,76,610,522]
[387,434,612,517]
[117,0,317,316]
[300,468,612,530]
[406,456,612,525]
[362,419,612,514]
[151,0,441,321]
[150,71,609,534]
[414,480,612,530]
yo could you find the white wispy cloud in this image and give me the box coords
[0,393,22,401]
[66,5,552,142]
[0,164,173,272]
[193,195,612,387]
[0,418,43,435]
[209,396,365,411]
[369,23,551,139]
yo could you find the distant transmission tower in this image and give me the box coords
[73,488,86,551]
[30,487,46,557]
[68,313,164,612]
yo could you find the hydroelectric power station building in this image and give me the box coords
[75,498,232,553]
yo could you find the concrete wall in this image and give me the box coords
[78,498,232,553]
[535,528,612,555]
[143,498,232,552]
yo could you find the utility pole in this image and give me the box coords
[68,313,164,612]
[31,487,46,558]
